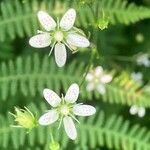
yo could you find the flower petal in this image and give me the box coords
[29,33,51,48]
[95,66,103,76]
[138,107,145,117]
[66,33,90,48]
[97,84,106,94]
[60,8,76,31]
[43,89,61,107]
[63,116,77,140]
[85,73,93,82]
[39,110,59,125]
[38,11,56,31]
[73,104,96,116]
[54,43,67,67]
[129,105,138,115]
[86,82,95,91]
[65,83,79,103]
[101,74,112,83]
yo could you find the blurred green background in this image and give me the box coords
[0,0,150,149]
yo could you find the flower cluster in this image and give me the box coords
[29,8,90,67]
[39,83,96,140]
[136,53,150,67]
[85,66,113,94]
[129,105,146,118]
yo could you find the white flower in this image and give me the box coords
[131,72,143,85]
[85,66,112,94]
[29,9,90,67]
[129,105,146,118]
[38,83,96,140]
[136,53,150,67]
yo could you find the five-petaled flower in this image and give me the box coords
[39,83,96,140]
[85,66,112,94]
[129,105,146,118]
[29,8,90,67]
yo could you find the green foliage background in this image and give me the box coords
[0,0,150,149]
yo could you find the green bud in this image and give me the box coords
[98,10,109,30]
[49,141,60,150]
[10,107,37,130]
[98,18,109,30]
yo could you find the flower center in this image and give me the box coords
[60,105,70,116]
[54,31,64,42]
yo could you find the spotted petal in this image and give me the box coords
[73,104,96,116]
[60,8,76,31]
[54,43,67,67]
[66,33,90,48]
[38,11,56,31]
[39,110,59,125]
[63,116,77,140]
[43,89,61,107]
[65,83,79,103]
[29,33,51,48]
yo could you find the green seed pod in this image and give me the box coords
[10,107,37,130]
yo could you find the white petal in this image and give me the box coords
[73,104,96,116]
[131,72,143,82]
[38,11,56,31]
[95,66,103,76]
[138,107,145,117]
[60,8,76,31]
[65,83,79,103]
[85,73,93,82]
[66,33,90,48]
[54,43,67,67]
[29,33,51,48]
[43,89,61,107]
[86,82,95,91]
[129,105,138,115]
[143,60,150,67]
[97,84,106,94]
[101,74,112,83]
[39,110,59,125]
[63,116,77,140]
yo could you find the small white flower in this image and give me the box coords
[131,72,143,85]
[136,53,150,67]
[129,105,145,118]
[85,66,112,94]
[39,83,96,140]
[29,9,90,67]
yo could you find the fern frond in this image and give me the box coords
[0,53,150,108]
[0,0,150,41]
[0,102,150,150]
[99,0,150,25]
[77,0,150,27]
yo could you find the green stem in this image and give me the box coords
[79,47,96,87]
[50,128,54,143]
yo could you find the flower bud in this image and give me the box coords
[10,107,37,130]
[98,18,109,30]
